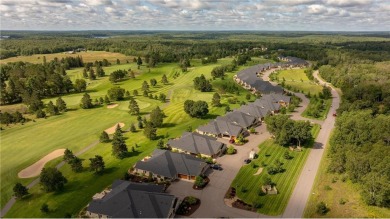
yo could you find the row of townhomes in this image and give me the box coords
[233,56,308,94]
[85,56,306,218]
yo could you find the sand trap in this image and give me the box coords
[254,168,263,175]
[107,103,118,109]
[18,149,66,178]
[104,122,125,134]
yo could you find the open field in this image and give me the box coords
[0,51,135,65]
[1,56,261,216]
[304,134,390,218]
[272,68,322,95]
[231,124,320,216]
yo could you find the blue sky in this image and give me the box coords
[1,0,389,31]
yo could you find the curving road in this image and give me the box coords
[282,70,340,218]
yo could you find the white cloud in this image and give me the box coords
[0,0,388,30]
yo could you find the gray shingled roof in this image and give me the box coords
[249,80,284,94]
[253,98,281,112]
[262,93,291,103]
[197,120,243,137]
[87,180,177,218]
[217,111,257,128]
[167,132,224,156]
[235,103,271,119]
[134,149,208,179]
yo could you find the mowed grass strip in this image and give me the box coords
[274,68,323,95]
[2,57,260,216]
[231,124,320,216]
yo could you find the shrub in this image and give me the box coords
[316,202,329,215]
[194,176,206,188]
[40,203,49,213]
[186,196,198,205]
[253,202,263,209]
[227,145,235,155]
[339,198,347,205]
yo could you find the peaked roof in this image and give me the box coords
[217,111,257,128]
[262,93,291,103]
[197,119,243,137]
[249,80,284,94]
[134,149,208,179]
[87,180,177,218]
[253,98,281,112]
[167,132,224,156]
[235,103,271,119]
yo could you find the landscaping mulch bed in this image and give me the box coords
[232,199,257,212]
[192,177,210,190]
[225,187,236,199]
[176,197,201,216]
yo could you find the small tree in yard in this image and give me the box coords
[246,93,252,101]
[194,176,206,188]
[227,145,235,155]
[89,155,105,174]
[316,202,329,215]
[40,167,68,192]
[13,183,29,199]
[150,106,164,128]
[56,97,67,112]
[100,131,110,143]
[112,125,128,159]
[157,139,165,149]
[161,74,169,84]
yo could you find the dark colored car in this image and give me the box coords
[244,159,251,164]
[211,164,223,170]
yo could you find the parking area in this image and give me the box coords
[167,124,272,218]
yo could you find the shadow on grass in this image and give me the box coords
[162,123,176,128]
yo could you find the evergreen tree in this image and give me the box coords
[96,65,105,77]
[159,93,167,103]
[125,90,130,98]
[143,90,148,97]
[100,131,110,143]
[112,125,128,159]
[74,79,87,92]
[89,155,105,174]
[128,99,140,115]
[143,122,157,140]
[40,167,68,192]
[46,101,59,116]
[13,183,29,199]
[130,123,136,132]
[142,81,149,91]
[63,148,75,163]
[157,139,165,149]
[56,97,67,112]
[82,68,88,78]
[133,89,138,96]
[212,93,221,107]
[137,57,142,66]
[161,74,169,84]
[36,109,46,118]
[88,69,96,80]
[69,157,83,173]
[150,78,157,86]
[80,93,93,109]
[99,96,104,104]
[150,106,164,128]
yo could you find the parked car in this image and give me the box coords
[244,159,251,164]
[211,164,223,171]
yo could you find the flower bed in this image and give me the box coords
[176,196,201,216]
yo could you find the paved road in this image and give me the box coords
[0,140,100,217]
[282,70,340,218]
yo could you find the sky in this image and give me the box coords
[0,0,389,31]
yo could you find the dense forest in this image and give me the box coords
[0,32,389,207]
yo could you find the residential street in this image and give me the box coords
[167,69,339,218]
[282,70,340,218]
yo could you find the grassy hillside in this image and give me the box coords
[2,57,265,216]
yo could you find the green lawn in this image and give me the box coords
[271,68,323,95]
[231,124,320,216]
[302,98,332,120]
[2,57,263,217]
[304,133,390,218]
